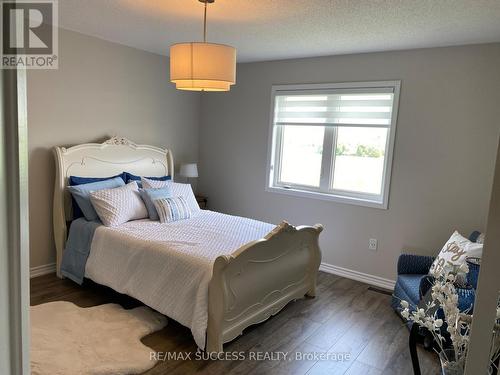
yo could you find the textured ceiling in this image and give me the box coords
[58,0,500,62]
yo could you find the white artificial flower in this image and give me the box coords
[459,263,469,274]
[432,284,441,292]
[396,267,497,365]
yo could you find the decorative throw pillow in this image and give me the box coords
[153,196,192,223]
[141,178,201,215]
[139,187,173,221]
[89,181,148,227]
[67,176,125,221]
[429,231,483,277]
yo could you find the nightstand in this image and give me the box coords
[195,195,208,209]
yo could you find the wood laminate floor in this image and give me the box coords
[31,272,440,375]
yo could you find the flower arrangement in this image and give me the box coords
[398,262,500,374]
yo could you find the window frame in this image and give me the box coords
[265,80,401,209]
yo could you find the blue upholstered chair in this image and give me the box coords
[391,231,482,320]
[394,232,482,373]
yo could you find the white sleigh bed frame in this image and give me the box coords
[53,136,323,352]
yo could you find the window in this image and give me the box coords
[266,81,400,209]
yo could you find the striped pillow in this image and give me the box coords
[153,196,192,223]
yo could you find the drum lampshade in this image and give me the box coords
[170,42,236,92]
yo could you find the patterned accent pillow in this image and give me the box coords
[153,196,192,223]
[429,231,483,277]
[139,187,173,221]
[89,181,148,226]
[141,178,201,215]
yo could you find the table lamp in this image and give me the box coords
[180,163,198,188]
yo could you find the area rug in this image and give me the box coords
[31,301,168,375]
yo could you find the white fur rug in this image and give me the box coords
[31,301,167,375]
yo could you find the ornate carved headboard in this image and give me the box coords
[53,136,174,277]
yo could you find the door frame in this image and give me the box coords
[465,136,500,374]
[0,60,31,375]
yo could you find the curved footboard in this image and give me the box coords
[206,221,323,352]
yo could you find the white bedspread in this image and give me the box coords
[85,210,275,349]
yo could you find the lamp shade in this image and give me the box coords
[179,163,199,178]
[170,42,236,91]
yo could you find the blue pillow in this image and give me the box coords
[69,173,126,186]
[125,172,171,188]
[69,173,126,218]
[67,177,125,221]
[139,187,172,221]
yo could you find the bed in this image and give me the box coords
[53,136,323,352]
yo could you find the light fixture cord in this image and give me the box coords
[203,1,207,42]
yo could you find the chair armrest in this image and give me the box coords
[397,254,435,275]
[420,281,475,314]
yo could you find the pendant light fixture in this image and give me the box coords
[170,0,236,92]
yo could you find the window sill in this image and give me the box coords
[265,186,388,209]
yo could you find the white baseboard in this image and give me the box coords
[30,261,394,290]
[30,263,56,278]
[319,262,395,291]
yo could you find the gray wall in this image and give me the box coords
[199,44,500,282]
[28,29,200,268]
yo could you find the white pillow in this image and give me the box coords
[90,181,148,227]
[141,177,170,189]
[141,178,200,215]
[429,231,483,277]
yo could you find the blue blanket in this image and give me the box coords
[60,218,101,284]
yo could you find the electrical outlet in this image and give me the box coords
[369,238,378,251]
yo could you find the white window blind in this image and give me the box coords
[274,88,395,127]
[267,81,401,209]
